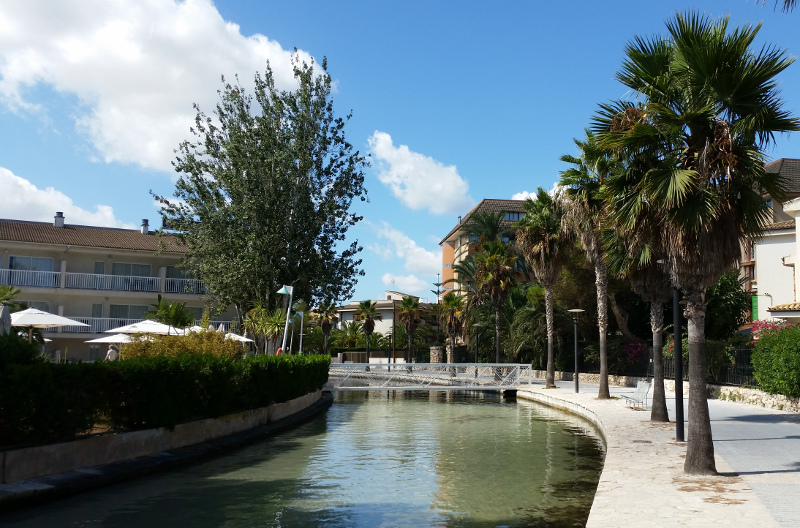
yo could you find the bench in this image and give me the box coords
[621,380,651,410]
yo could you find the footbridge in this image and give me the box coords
[328,363,535,391]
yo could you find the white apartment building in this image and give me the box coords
[0,213,235,361]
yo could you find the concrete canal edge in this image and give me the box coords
[517,387,780,527]
[0,391,333,512]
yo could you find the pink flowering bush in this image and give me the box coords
[750,319,790,343]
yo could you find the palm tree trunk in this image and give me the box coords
[684,289,716,475]
[365,331,371,363]
[544,284,555,388]
[495,306,502,363]
[650,301,669,422]
[323,331,329,355]
[596,261,610,399]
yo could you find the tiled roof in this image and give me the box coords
[765,158,800,194]
[440,199,526,244]
[0,219,186,253]
[766,219,795,231]
[767,302,800,312]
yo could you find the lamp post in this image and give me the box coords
[472,323,482,379]
[276,285,293,354]
[673,287,684,442]
[297,312,304,354]
[568,309,585,393]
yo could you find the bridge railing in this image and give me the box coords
[328,363,533,390]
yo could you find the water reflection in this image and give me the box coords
[1,391,603,528]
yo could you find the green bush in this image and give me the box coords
[0,331,48,368]
[752,324,800,397]
[0,354,330,447]
[120,331,245,360]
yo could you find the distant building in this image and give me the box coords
[0,212,235,361]
[439,199,526,300]
[336,290,421,336]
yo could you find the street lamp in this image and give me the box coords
[276,285,293,354]
[472,323,483,364]
[673,286,684,442]
[297,311,304,354]
[568,309,584,393]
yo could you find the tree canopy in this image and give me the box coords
[155,57,368,318]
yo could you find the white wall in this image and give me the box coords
[755,230,795,320]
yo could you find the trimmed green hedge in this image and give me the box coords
[752,324,800,397]
[0,354,330,447]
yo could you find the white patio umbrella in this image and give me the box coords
[106,319,182,335]
[85,334,133,344]
[225,333,254,343]
[11,308,89,341]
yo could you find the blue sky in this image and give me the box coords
[1,0,799,305]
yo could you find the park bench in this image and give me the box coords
[621,380,651,410]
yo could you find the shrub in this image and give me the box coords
[0,353,330,447]
[0,331,48,368]
[752,324,800,397]
[120,330,245,360]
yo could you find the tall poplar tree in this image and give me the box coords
[155,58,368,320]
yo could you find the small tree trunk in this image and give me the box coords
[684,289,717,475]
[365,331,371,362]
[495,306,502,363]
[544,284,555,388]
[596,262,610,399]
[607,292,636,341]
[650,301,669,422]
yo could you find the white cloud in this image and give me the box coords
[368,131,474,215]
[381,273,429,295]
[512,191,535,201]
[366,221,440,276]
[0,166,135,228]
[0,0,312,172]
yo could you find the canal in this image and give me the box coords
[2,391,604,527]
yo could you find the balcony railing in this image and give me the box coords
[45,318,232,334]
[0,269,60,288]
[164,278,207,294]
[64,273,161,292]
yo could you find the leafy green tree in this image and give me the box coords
[398,296,421,362]
[145,294,195,329]
[517,188,571,385]
[439,292,465,359]
[314,300,339,355]
[155,58,368,320]
[473,240,518,363]
[355,300,382,362]
[705,270,751,340]
[560,130,619,398]
[596,12,800,474]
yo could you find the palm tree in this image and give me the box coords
[355,300,382,362]
[560,130,617,399]
[463,211,508,244]
[314,300,338,355]
[516,187,571,388]
[397,296,421,362]
[596,12,800,474]
[338,320,363,349]
[439,292,465,359]
[472,239,518,363]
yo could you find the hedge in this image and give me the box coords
[752,324,800,397]
[0,354,330,448]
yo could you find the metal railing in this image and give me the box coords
[0,269,61,288]
[64,273,161,292]
[647,347,758,387]
[164,278,207,294]
[329,363,533,391]
[45,318,233,334]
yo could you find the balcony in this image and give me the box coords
[0,269,60,288]
[1,269,207,295]
[65,273,161,292]
[45,318,232,334]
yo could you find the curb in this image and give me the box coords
[0,391,334,512]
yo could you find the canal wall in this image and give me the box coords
[1,390,323,485]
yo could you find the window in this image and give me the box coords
[443,264,453,268]
[749,243,755,261]
[469,235,480,243]
[23,301,51,312]
[111,263,151,277]
[92,304,103,318]
[88,346,102,362]
[109,304,149,320]
[9,256,53,272]
[94,261,106,274]
[504,212,523,222]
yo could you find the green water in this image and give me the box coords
[2,391,604,527]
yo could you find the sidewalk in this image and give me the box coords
[518,379,800,527]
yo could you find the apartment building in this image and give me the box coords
[0,213,234,361]
[438,199,526,300]
[337,291,421,336]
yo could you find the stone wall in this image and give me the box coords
[1,390,322,484]
[430,346,443,363]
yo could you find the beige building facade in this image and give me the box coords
[0,213,234,361]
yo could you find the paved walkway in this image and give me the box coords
[518,379,800,527]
